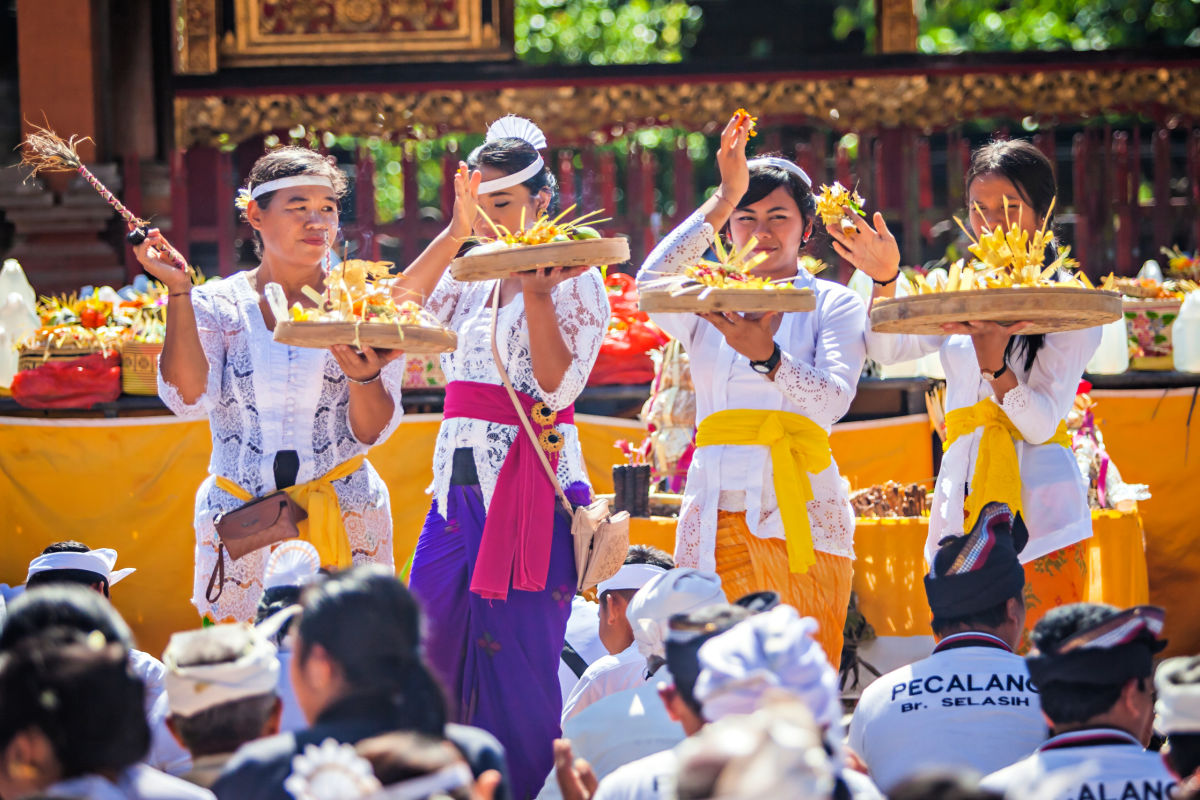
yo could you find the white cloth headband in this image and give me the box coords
[368,763,474,800]
[1155,656,1200,734]
[250,175,337,201]
[626,568,726,661]
[748,157,813,189]
[26,549,135,586]
[477,157,545,196]
[163,624,281,717]
[597,564,668,597]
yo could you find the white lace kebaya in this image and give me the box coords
[424,269,608,515]
[865,301,1101,564]
[158,272,406,623]
[636,210,868,571]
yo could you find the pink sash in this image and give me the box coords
[443,380,574,600]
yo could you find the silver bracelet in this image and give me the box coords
[347,372,381,386]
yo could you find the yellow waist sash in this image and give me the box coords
[944,399,1071,531]
[215,454,365,569]
[696,409,832,574]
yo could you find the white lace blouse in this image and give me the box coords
[158,272,406,623]
[637,211,868,569]
[424,270,609,515]
[865,300,1101,564]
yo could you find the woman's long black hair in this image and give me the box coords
[965,139,1058,372]
[295,566,447,736]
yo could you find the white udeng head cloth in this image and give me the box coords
[625,568,725,661]
[26,548,136,586]
[163,623,281,718]
[250,174,337,201]
[477,115,549,196]
[747,156,813,189]
[596,563,668,597]
[1155,655,1200,734]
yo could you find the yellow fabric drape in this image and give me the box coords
[214,454,364,569]
[696,409,832,574]
[944,399,1070,531]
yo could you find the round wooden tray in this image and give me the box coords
[274,321,458,354]
[450,237,630,282]
[869,287,1123,335]
[639,286,816,314]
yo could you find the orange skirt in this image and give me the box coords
[1019,540,1089,653]
[713,510,853,667]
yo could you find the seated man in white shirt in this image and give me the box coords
[981,603,1175,799]
[1153,654,1200,792]
[163,623,284,789]
[562,559,718,725]
[848,502,1047,792]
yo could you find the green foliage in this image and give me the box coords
[834,0,1200,54]
[515,0,703,65]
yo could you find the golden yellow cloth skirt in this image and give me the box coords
[714,510,853,667]
[1019,540,1089,653]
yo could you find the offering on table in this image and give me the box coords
[815,182,866,236]
[870,199,1122,335]
[1164,246,1200,281]
[449,206,630,282]
[638,235,817,313]
[850,481,931,519]
[270,259,457,354]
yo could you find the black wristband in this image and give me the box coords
[873,270,900,287]
[750,342,782,375]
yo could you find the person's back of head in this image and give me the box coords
[357,731,477,799]
[294,565,446,735]
[664,604,752,735]
[25,541,109,597]
[163,624,282,758]
[626,568,725,676]
[1155,655,1200,781]
[0,584,133,654]
[889,772,1003,800]
[1026,603,1166,738]
[0,629,149,788]
[596,546,675,655]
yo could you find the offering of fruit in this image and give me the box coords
[815,182,867,236]
[474,205,610,249]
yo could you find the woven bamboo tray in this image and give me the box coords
[17,346,102,372]
[121,341,163,396]
[869,287,1123,335]
[273,321,458,354]
[450,237,630,282]
[639,285,816,314]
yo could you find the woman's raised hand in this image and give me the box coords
[131,228,193,293]
[518,266,589,297]
[715,112,753,205]
[450,162,482,239]
[827,208,901,285]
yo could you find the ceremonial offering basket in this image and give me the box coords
[639,286,816,314]
[120,341,163,396]
[450,238,630,282]
[273,321,458,354]
[870,287,1123,335]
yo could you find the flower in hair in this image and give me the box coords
[235,187,253,212]
[283,738,382,800]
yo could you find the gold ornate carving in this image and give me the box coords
[175,64,1200,149]
[174,0,219,75]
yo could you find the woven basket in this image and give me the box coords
[450,237,630,282]
[870,287,1123,335]
[17,346,102,373]
[121,341,163,395]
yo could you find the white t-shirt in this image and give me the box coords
[848,632,1047,792]
[592,748,678,800]
[133,649,192,776]
[981,728,1177,800]
[559,597,608,705]
[561,643,646,724]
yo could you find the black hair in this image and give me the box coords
[665,605,752,716]
[0,584,133,653]
[27,541,110,597]
[966,139,1058,373]
[255,585,303,645]
[600,545,676,608]
[170,694,278,757]
[467,137,559,214]
[0,629,149,778]
[296,566,447,736]
[930,593,1023,639]
[357,731,472,800]
[243,146,349,258]
[889,772,1005,800]
[1167,734,1200,780]
[735,155,816,247]
[1031,603,1131,725]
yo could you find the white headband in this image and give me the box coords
[478,157,546,196]
[477,115,549,196]
[250,175,337,201]
[26,549,135,586]
[163,623,281,717]
[748,157,813,188]
[597,564,669,597]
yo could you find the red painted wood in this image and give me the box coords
[216,150,236,277]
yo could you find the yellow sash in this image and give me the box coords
[696,409,832,574]
[944,399,1071,531]
[215,454,365,569]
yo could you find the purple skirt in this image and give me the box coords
[410,475,586,800]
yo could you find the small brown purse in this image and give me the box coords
[207,491,308,603]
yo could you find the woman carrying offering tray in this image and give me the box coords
[131,147,407,624]
[405,116,609,800]
[834,139,1102,645]
[636,111,867,665]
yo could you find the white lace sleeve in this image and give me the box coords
[1000,326,1101,444]
[863,277,943,365]
[351,355,407,447]
[773,286,867,426]
[156,289,223,419]
[424,270,462,325]
[537,269,609,411]
[636,209,713,344]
